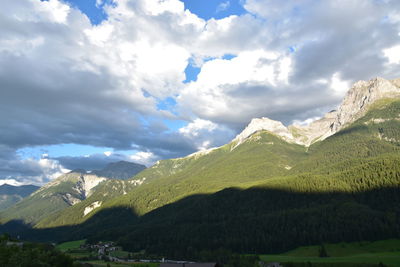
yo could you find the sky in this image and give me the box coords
[1,0,400,185]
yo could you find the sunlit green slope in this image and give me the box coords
[38,132,308,227]
[290,98,400,176]
[0,171,111,225]
[35,177,144,227]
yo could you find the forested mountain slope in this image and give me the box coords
[112,99,400,256]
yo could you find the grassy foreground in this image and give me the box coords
[260,239,400,266]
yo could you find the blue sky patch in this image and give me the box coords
[163,119,187,132]
[184,61,201,83]
[18,144,115,159]
[222,54,237,60]
[157,97,177,111]
[64,0,115,25]
[182,0,246,20]
[289,46,297,53]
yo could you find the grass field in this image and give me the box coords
[260,239,400,266]
[56,239,86,251]
[109,250,131,258]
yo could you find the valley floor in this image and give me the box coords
[56,238,400,267]
[261,239,400,266]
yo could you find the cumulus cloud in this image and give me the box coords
[384,45,400,64]
[0,179,24,186]
[179,119,235,151]
[129,151,158,166]
[0,151,69,185]
[1,0,400,184]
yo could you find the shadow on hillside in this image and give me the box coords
[1,186,400,257]
[0,206,140,243]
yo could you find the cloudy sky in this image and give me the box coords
[1,0,400,185]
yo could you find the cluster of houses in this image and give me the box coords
[80,241,120,256]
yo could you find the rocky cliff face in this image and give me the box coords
[73,174,106,199]
[33,171,106,206]
[329,77,400,133]
[232,77,400,147]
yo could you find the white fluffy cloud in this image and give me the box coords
[179,50,303,125]
[384,45,400,64]
[0,154,69,186]
[0,179,23,186]
[129,151,158,166]
[179,119,235,151]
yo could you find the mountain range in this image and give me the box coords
[0,161,146,225]
[1,77,399,257]
[0,184,39,211]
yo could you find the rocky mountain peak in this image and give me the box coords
[329,77,400,133]
[232,77,400,148]
[232,117,294,148]
[32,172,106,206]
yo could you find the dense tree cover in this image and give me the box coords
[114,186,399,257]
[0,234,77,267]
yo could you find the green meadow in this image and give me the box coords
[261,239,400,266]
[56,239,86,251]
